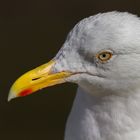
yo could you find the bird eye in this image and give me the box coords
[96,51,112,62]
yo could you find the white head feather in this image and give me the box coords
[53,11,140,97]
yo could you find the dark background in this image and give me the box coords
[1,0,140,139]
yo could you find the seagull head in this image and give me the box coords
[8,11,140,101]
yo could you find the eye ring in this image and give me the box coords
[96,51,113,62]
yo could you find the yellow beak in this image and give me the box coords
[8,60,72,101]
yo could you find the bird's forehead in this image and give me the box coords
[67,12,140,54]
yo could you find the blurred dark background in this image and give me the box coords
[1,0,140,139]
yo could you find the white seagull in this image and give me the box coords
[8,11,140,140]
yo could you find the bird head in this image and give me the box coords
[8,11,140,101]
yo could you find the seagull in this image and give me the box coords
[8,11,140,140]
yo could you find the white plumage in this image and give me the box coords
[52,11,140,140]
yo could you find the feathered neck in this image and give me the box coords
[65,87,140,140]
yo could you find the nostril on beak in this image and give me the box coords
[32,77,41,81]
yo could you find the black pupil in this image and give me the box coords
[102,54,106,57]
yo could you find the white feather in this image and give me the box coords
[53,11,140,140]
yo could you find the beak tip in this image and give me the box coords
[8,90,16,102]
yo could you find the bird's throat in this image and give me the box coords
[65,87,140,140]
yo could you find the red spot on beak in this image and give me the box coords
[19,89,33,97]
